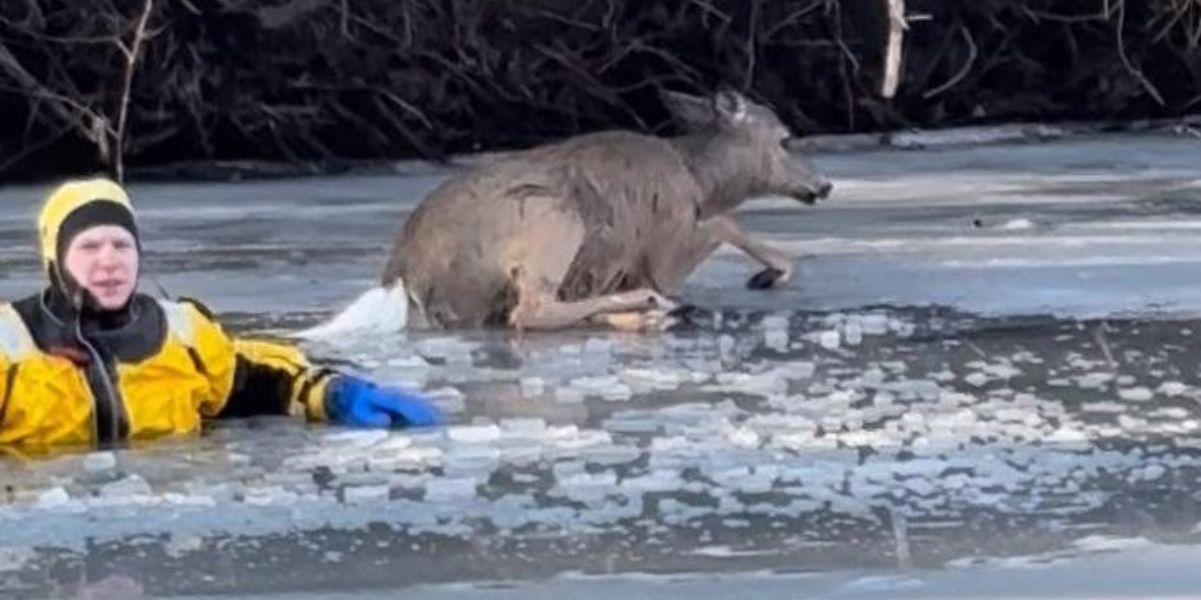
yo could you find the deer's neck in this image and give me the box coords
[673,132,756,220]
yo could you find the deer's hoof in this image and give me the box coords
[663,304,711,332]
[747,268,787,290]
[667,303,701,321]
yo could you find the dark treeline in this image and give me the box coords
[0,0,1198,180]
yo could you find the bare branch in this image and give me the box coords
[0,41,108,136]
[1115,0,1166,106]
[923,24,978,99]
[742,0,759,91]
[111,0,155,182]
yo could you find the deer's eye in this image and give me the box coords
[779,136,793,150]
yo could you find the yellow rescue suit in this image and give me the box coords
[0,297,331,447]
[0,178,333,449]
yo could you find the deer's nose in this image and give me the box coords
[816,180,833,199]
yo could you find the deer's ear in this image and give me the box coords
[713,89,749,123]
[660,88,716,130]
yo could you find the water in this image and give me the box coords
[1,131,1201,599]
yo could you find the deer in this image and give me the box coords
[377,88,833,332]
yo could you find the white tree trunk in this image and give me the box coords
[881,0,906,98]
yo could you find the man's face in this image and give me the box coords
[63,224,139,310]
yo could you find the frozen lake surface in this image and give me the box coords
[1,131,1201,599]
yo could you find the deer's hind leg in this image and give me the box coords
[499,202,678,332]
[509,270,678,331]
[588,305,694,332]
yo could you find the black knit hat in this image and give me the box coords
[54,199,141,268]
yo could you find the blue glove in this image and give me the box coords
[325,374,444,428]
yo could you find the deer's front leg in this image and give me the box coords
[705,216,794,289]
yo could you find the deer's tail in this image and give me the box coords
[291,279,412,341]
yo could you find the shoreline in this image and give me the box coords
[2,115,1197,189]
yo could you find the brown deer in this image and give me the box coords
[381,88,832,331]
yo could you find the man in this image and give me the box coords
[0,177,441,448]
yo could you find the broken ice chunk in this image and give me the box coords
[500,418,548,438]
[424,477,479,500]
[100,475,152,498]
[964,372,990,388]
[620,368,686,391]
[859,314,890,336]
[82,452,117,473]
[387,356,429,368]
[843,322,864,346]
[1076,373,1114,390]
[322,429,389,448]
[554,388,585,404]
[242,485,299,507]
[343,485,390,505]
[1117,387,1153,402]
[520,377,546,395]
[1158,382,1188,397]
[819,330,841,350]
[765,329,789,351]
[447,424,502,444]
[725,426,761,449]
[35,487,71,509]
